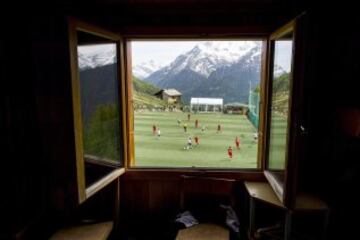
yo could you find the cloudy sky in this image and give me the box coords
[132,41,207,67]
[274,41,293,72]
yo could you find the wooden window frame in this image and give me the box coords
[267,21,296,207]
[67,16,307,203]
[264,15,306,208]
[68,18,127,204]
[124,36,269,172]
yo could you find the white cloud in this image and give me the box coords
[132,41,199,66]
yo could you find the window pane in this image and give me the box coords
[267,37,293,170]
[77,33,122,171]
[131,40,263,168]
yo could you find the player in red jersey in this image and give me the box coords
[194,136,199,145]
[227,146,233,159]
[195,119,199,128]
[235,136,240,150]
[152,125,156,135]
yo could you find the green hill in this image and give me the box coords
[132,76,168,109]
[273,72,290,94]
[133,76,160,95]
[272,72,290,117]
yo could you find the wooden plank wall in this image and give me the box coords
[120,171,265,230]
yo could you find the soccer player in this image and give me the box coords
[235,136,240,150]
[187,137,193,150]
[195,119,199,128]
[227,146,233,159]
[194,136,199,145]
[157,128,161,139]
[201,125,206,132]
[152,125,156,135]
[217,124,222,133]
[177,119,181,126]
[183,123,188,132]
[187,113,191,121]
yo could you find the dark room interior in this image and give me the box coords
[1,0,359,240]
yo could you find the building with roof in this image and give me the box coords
[224,102,249,114]
[190,97,223,112]
[154,89,182,104]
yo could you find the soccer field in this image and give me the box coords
[134,111,259,168]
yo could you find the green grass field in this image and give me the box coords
[134,111,259,168]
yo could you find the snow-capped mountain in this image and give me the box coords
[132,60,163,80]
[78,44,116,70]
[148,41,259,80]
[145,41,262,103]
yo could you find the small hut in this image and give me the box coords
[224,102,249,114]
[154,89,182,104]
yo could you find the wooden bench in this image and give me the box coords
[176,223,229,240]
[49,221,113,240]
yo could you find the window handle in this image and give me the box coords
[300,125,308,135]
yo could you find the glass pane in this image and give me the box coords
[77,32,122,185]
[131,40,263,168]
[267,34,293,170]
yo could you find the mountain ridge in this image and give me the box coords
[133,60,163,80]
[145,41,263,103]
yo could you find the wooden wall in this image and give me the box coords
[121,171,263,217]
[1,14,124,239]
[1,21,47,239]
[295,7,360,240]
[120,171,265,237]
